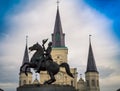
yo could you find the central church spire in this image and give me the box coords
[52,3,65,47]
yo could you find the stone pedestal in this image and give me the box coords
[17,84,77,91]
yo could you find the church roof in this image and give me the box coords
[52,6,65,47]
[78,78,84,82]
[78,74,84,83]
[20,38,31,73]
[86,36,98,73]
[33,78,40,84]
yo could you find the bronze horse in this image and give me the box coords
[20,42,74,84]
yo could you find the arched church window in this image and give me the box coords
[97,80,99,86]
[23,80,26,84]
[86,80,89,87]
[71,80,73,86]
[29,80,31,84]
[92,79,95,86]
[56,33,60,41]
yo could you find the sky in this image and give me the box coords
[0,0,120,91]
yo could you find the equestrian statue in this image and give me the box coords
[20,39,74,84]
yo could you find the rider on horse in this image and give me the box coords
[43,42,53,61]
[21,39,74,84]
[36,39,53,73]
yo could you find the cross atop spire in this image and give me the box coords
[89,35,92,44]
[26,35,28,45]
[57,0,60,7]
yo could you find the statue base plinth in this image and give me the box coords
[17,84,77,91]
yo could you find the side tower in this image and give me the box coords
[77,74,86,91]
[40,4,77,88]
[19,37,32,86]
[85,35,100,91]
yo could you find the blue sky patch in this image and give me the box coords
[84,0,120,40]
[0,0,20,33]
[0,0,30,39]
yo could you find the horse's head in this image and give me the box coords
[29,42,41,51]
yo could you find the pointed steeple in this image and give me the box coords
[20,36,31,73]
[52,2,65,47]
[86,35,98,73]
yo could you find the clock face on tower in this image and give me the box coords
[54,55,64,64]
[56,55,62,59]
[54,55,63,60]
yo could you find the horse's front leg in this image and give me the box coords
[20,63,29,72]
[25,65,30,76]
[25,63,37,76]
[20,63,26,72]
[44,72,56,84]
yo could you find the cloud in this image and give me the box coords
[98,66,114,78]
[0,63,18,83]
[0,82,17,91]
[100,75,120,91]
[0,0,120,91]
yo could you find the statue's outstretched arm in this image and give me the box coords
[42,43,46,51]
[42,39,48,51]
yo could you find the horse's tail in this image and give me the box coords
[59,63,74,78]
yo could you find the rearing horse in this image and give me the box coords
[20,42,74,84]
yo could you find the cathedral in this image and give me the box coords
[19,4,100,91]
